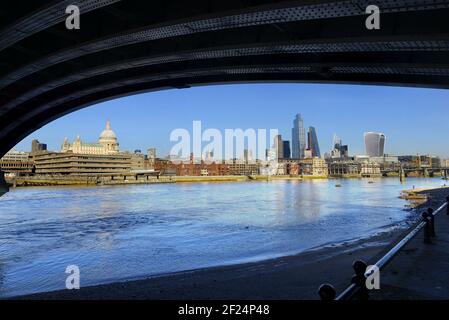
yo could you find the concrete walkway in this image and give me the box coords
[373,200,449,300]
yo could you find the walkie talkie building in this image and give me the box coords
[364,132,386,157]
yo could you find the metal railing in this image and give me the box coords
[318,196,449,301]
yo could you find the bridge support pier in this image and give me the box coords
[0,170,9,197]
[399,167,406,183]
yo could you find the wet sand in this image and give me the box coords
[17,232,398,300]
[14,187,449,300]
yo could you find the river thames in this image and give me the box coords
[0,177,445,297]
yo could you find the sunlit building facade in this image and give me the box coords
[292,114,306,159]
[61,120,119,155]
[0,150,34,174]
[33,152,135,175]
[364,132,386,157]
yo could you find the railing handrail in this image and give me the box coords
[332,200,448,300]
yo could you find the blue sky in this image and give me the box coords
[14,83,449,158]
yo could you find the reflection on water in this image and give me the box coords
[0,177,445,297]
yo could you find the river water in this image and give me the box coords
[0,177,445,297]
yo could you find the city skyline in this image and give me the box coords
[10,83,449,158]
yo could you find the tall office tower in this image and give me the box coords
[330,134,349,159]
[308,127,321,158]
[31,139,47,155]
[273,135,284,159]
[283,141,291,159]
[364,132,386,157]
[332,134,342,150]
[244,149,253,163]
[339,145,349,158]
[204,150,214,161]
[292,114,306,159]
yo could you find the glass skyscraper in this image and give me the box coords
[308,127,321,158]
[273,135,284,159]
[283,141,291,159]
[292,113,306,159]
[364,132,386,157]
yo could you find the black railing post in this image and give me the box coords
[423,212,432,244]
[351,260,369,300]
[318,284,336,301]
[427,208,436,237]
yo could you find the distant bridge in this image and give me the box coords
[381,167,449,177]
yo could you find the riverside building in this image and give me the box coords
[154,157,230,176]
[0,150,34,174]
[33,152,136,175]
[33,120,148,175]
[300,158,328,176]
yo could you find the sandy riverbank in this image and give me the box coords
[16,228,404,300]
[6,174,443,189]
[7,174,310,187]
